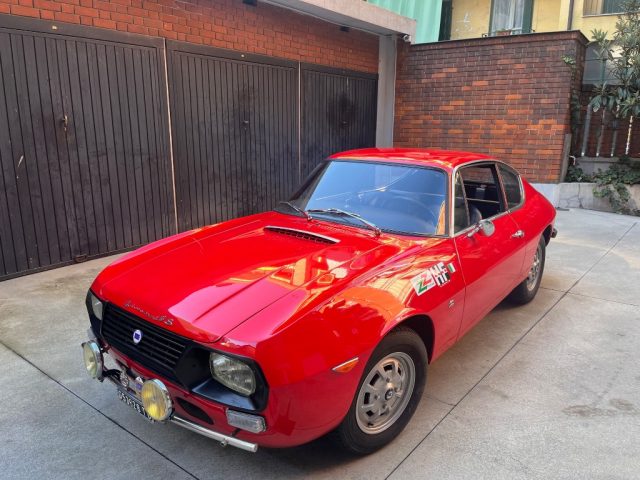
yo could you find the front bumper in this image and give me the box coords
[85,335,260,452]
[84,324,364,450]
[102,368,259,452]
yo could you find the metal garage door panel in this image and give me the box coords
[0,16,173,279]
[301,66,378,178]
[168,42,298,232]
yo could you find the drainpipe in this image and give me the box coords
[567,0,575,30]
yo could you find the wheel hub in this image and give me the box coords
[384,388,394,401]
[355,352,416,434]
[526,243,542,291]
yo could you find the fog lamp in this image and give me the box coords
[141,379,173,421]
[226,410,266,433]
[82,340,103,380]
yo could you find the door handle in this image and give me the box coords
[511,230,525,239]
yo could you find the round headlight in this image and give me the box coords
[210,352,256,396]
[141,379,173,421]
[82,341,103,380]
[90,292,103,320]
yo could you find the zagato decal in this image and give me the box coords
[411,262,456,296]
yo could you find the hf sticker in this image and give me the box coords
[411,262,456,296]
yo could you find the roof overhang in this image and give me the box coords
[261,0,416,40]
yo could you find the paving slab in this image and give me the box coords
[542,208,637,292]
[0,343,193,480]
[571,222,640,306]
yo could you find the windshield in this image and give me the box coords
[280,160,448,236]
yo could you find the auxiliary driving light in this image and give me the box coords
[82,340,104,380]
[141,379,173,421]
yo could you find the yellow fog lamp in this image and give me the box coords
[82,340,104,380]
[141,379,173,421]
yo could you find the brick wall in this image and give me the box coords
[394,32,588,183]
[0,0,379,73]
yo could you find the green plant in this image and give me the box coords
[589,1,640,154]
[565,164,593,182]
[592,160,640,214]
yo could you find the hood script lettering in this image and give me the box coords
[124,300,174,326]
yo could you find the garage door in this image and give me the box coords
[301,64,378,177]
[167,41,298,232]
[0,17,174,280]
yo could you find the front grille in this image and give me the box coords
[101,304,189,378]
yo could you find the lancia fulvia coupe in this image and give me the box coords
[82,149,556,454]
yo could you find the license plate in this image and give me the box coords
[117,389,155,423]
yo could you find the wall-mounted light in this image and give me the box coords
[243,0,257,5]
[340,26,350,33]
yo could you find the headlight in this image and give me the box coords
[89,292,103,320]
[141,379,173,421]
[210,352,256,396]
[82,340,103,380]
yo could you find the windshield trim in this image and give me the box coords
[275,158,450,238]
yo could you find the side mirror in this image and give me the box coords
[467,219,495,238]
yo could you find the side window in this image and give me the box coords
[459,164,506,220]
[454,173,470,233]
[498,165,522,209]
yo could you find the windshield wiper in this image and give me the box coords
[307,208,381,237]
[278,201,311,221]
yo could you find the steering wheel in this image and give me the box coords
[378,194,439,227]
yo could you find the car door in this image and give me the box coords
[497,163,535,278]
[453,163,526,338]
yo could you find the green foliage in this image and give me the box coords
[564,160,640,215]
[565,164,593,182]
[592,161,640,214]
[589,0,640,119]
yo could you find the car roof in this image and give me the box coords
[328,148,495,171]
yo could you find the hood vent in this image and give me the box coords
[264,226,339,244]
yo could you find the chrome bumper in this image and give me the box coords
[171,416,258,452]
[103,367,258,452]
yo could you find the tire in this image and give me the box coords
[508,236,546,305]
[335,327,427,455]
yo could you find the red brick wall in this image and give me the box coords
[394,32,588,183]
[0,0,379,73]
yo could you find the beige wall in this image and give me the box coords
[450,0,618,41]
[532,0,562,33]
[450,0,491,39]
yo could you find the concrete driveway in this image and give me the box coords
[1,208,638,480]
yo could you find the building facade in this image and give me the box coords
[370,0,626,43]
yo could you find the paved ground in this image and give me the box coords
[1,208,639,480]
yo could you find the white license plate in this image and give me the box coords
[117,389,155,423]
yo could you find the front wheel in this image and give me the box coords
[508,236,546,305]
[335,328,427,454]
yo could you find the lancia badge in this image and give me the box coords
[132,329,143,344]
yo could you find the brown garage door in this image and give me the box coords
[0,16,174,280]
[167,41,299,232]
[301,64,378,178]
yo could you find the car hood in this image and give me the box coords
[92,212,397,343]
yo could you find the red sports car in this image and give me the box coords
[82,148,556,454]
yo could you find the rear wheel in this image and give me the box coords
[335,328,427,454]
[508,236,546,305]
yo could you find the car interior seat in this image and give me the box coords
[469,205,482,225]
